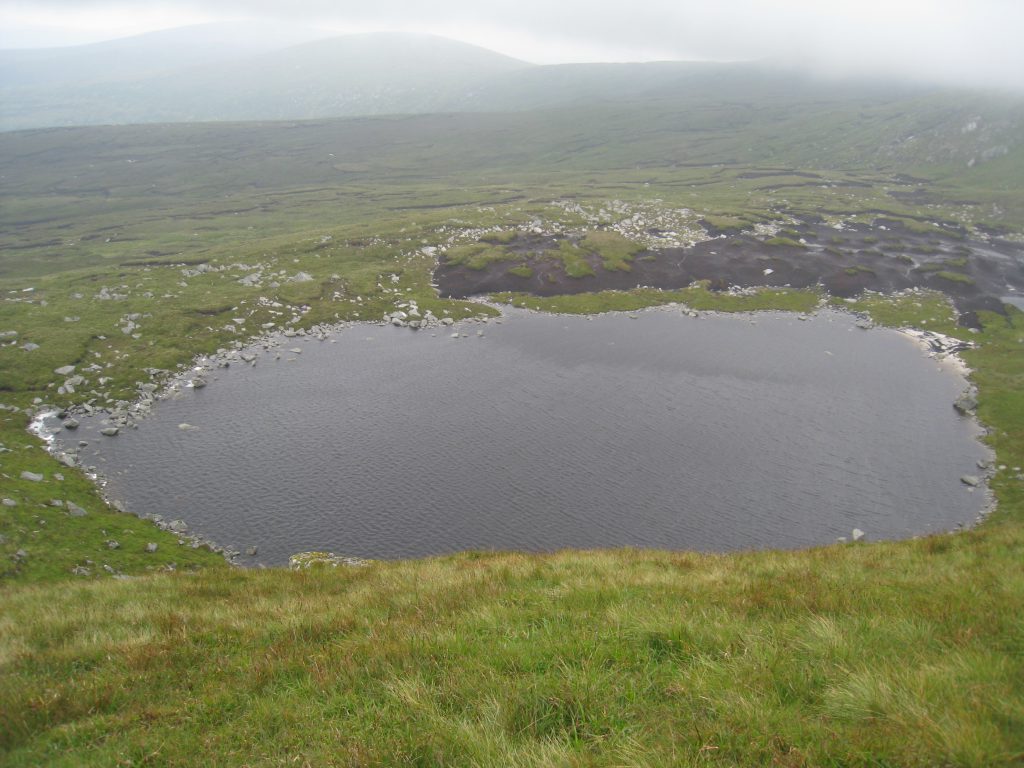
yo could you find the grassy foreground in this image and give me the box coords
[1,529,1023,767]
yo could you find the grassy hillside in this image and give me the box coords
[1,96,1023,763]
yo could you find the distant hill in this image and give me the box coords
[0,21,329,89]
[0,28,532,130]
[2,23,1023,151]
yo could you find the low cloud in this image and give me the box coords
[4,0,1023,90]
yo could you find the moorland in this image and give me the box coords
[2,43,1024,764]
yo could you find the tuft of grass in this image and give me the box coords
[935,270,976,285]
[844,265,877,276]
[765,236,805,248]
[555,240,597,278]
[506,265,534,279]
[444,243,515,270]
[578,231,644,272]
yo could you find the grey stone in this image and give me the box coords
[246,546,258,556]
[2,498,16,507]
[168,519,188,533]
[106,540,120,550]
[21,342,40,351]
[67,502,87,517]
[13,549,28,561]
[54,365,76,376]
[953,392,978,415]
[63,418,79,430]
[100,427,119,437]
[961,475,981,487]
[851,528,865,541]
[145,542,158,553]
[71,565,91,576]
[20,471,43,482]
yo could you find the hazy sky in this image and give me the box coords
[2,0,1023,90]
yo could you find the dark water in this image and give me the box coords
[70,309,989,565]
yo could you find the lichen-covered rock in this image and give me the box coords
[288,551,374,570]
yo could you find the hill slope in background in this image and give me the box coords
[0,21,330,89]
[0,29,532,129]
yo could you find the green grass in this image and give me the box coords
[554,240,596,278]
[844,265,877,276]
[765,236,805,248]
[492,284,822,315]
[578,231,644,272]
[444,243,515,270]
[833,291,961,335]
[935,270,977,285]
[506,265,534,279]
[2,510,1023,765]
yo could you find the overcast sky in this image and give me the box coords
[2,0,1023,90]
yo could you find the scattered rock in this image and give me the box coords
[2,498,16,507]
[20,471,43,482]
[67,502,87,517]
[54,365,76,376]
[960,475,981,487]
[289,551,373,569]
[851,528,865,542]
[63,418,79,430]
[100,427,119,437]
[22,342,40,351]
[71,565,91,576]
[106,540,120,550]
[13,549,28,562]
[246,546,258,556]
[167,519,188,533]
[145,542,158,553]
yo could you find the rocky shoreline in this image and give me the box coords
[28,302,498,566]
[27,293,999,567]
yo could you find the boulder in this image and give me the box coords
[67,502,87,517]
[953,392,978,415]
[20,471,43,482]
[960,475,981,487]
[100,427,119,437]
